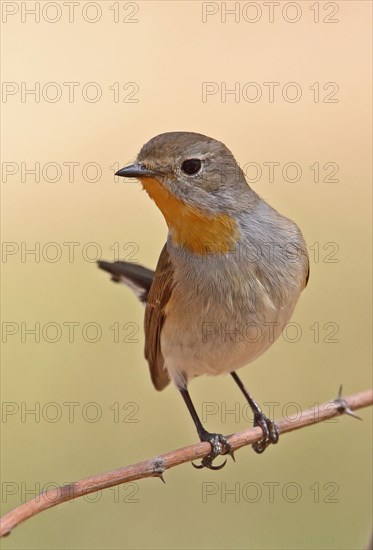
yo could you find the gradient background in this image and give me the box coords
[1,1,372,549]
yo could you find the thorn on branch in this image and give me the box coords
[152,457,166,483]
[334,385,363,420]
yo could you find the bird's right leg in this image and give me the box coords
[179,388,233,470]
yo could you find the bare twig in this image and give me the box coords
[1,388,372,537]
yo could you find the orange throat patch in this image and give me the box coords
[140,177,238,255]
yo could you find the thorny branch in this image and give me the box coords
[1,388,372,537]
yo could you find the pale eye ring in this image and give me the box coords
[181,158,202,175]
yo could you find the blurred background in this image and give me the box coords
[1,1,372,548]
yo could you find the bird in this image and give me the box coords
[98,131,309,469]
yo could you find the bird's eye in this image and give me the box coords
[181,159,202,175]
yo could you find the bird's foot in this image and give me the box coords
[192,431,232,470]
[253,413,279,454]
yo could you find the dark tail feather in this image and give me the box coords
[97,261,154,303]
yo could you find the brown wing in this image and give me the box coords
[144,244,174,391]
[304,260,310,288]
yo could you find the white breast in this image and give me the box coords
[161,250,302,388]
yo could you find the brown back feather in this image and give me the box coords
[144,244,174,390]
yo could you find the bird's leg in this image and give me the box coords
[179,388,232,470]
[230,371,279,453]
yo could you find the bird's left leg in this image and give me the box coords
[230,371,279,453]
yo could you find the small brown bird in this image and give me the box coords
[98,132,309,469]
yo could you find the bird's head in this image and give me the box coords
[116,132,257,254]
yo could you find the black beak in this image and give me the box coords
[115,163,157,178]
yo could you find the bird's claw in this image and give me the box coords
[253,413,279,454]
[192,458,227,470]
[192,432,232,470]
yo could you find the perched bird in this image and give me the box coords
[98,132,309,469]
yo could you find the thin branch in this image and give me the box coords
[1,388,372,537]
